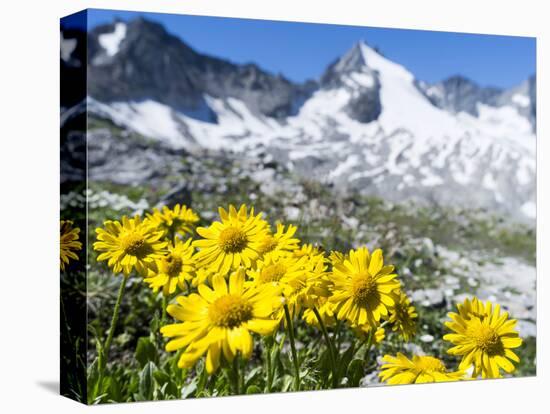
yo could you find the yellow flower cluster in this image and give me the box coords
[91,203,523,383]
[379,296,523,384]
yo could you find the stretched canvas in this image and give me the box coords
[60,8,536,404]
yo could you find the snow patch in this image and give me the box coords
[99,22,127,57]
[60,32,77,62]
[88,98,186,148]
[512,93,530,107]
[328,154,361,179]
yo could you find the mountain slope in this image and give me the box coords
[88,18,314,120]
[84,19,536,221]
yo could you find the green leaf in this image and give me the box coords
[281,375,294,392]
[153,370,170,385]
[102,375,122,402]
[244,366,262,388]
[347,359,365,387]
[86,358,100,403]
[337,343,356,379]
[181,378,198,399]
[139,362,156,401]
[135,337,158,368]
[246,385,262,394]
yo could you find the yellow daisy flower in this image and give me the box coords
[191,267,214,288]
[443,298,522,379]
[300,258,334,324]
[193,204,268,275]
[329,250,347,266]
[161,269,282,373]
[247,253,308,301]
[353,325,386,345]
[379,353,465,384]
[284,255,330,311]
[388,291,417,341]
[60,220,82,271]
[329,247,400,328]
[293,243,324,261]
[302,297,336,328]
[94,215,167,276]
[146,204,199,238]
[454,296,491,320]
[257,223,300,258]
[374,326,386,344]
[144,238,196,296]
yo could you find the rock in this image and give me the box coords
[158,183,192,208]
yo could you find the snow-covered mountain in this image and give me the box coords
[77,18,536,220]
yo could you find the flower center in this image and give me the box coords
[258,236,278,254]
[416,356,446,373]
[472,325,503,355]
[209,294,253,328]
[163,255,183,277]
[260,263,287,284]
[121,232,151,258]
[218,227,248,253]
[351,273,379,306]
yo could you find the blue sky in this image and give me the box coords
[79,9,535,89]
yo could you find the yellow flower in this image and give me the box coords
[374,326,385,344]
[257,223,300,259]
[379,353,465,384]
[193,205,268,275]
[146,204,199,238]
[161,269,282,373]
[94,215,167,276]
[329,247,400,328]
[144,238,196,296]
[353,325,386,345]
[191,267,214,288]
[443,298,522,378]
[293,243,324,261]
[247,253,308,304]
[329,250,347,266]
[302,297,336,328]
[388,291,417,341]
[285,255,330,311]
[60,220,82,271]
[454,296,491,320]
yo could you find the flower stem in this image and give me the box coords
[335,319,343,353]
[102,275,128,365]
[363,329,375,364]
[264,336,273,392]
[95,275,128,398]
[312,306,338,388]
[161,295,167,324]
[232,356,241,395]
[283,304,301,391]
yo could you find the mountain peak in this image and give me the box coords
[332,42,366,73]
[442,74,479,89]
[320,41,380,87]
[329,41,384,74]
